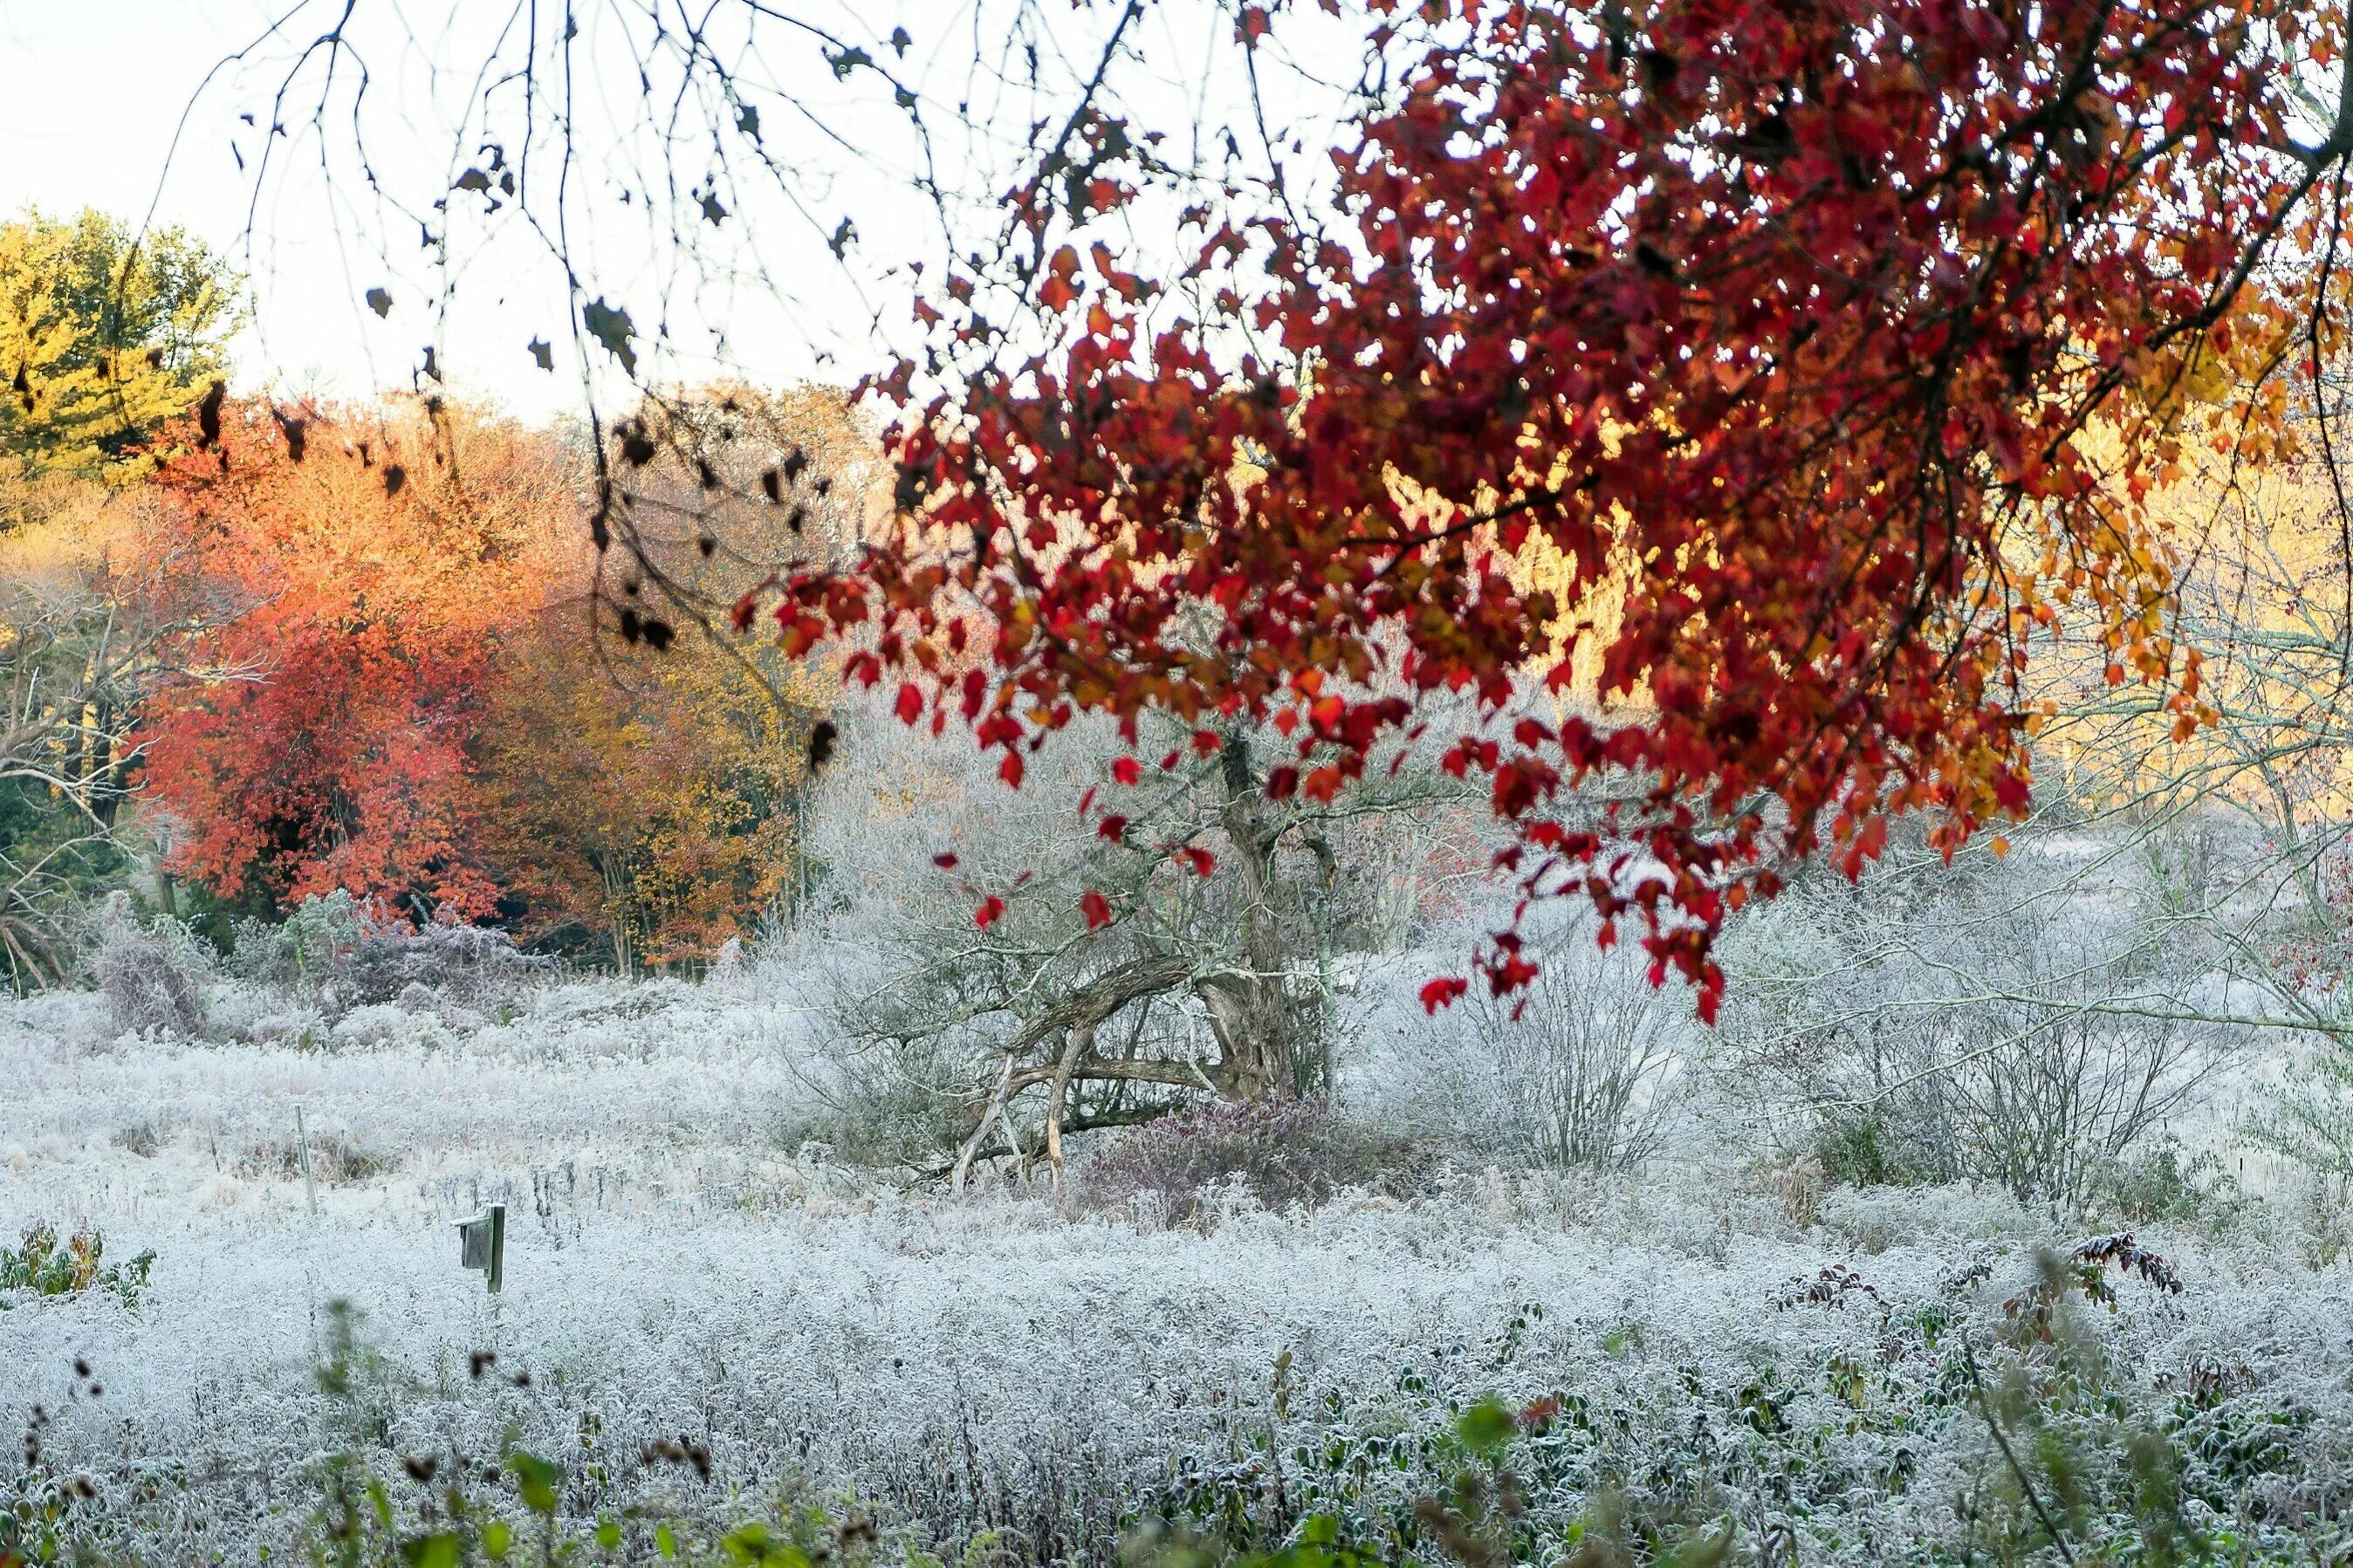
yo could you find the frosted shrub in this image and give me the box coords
[232,892,552,1017]
[1080,1098,1430,1223]
[1460,940,1687,1171]
[238,1126,399,1185]
[1717,824,2242,1208]
[92,895,205,1037]
[2247,1030,2353,1180]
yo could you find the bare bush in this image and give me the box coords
[1462,941,1686,1171]
[93,895,205,1037]
[1353,915,1690,1172]
[1718,819,2244,1209]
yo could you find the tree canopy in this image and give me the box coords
[169,0,2353,1012]
[779,0,2346,1017]
[0,209,237,483]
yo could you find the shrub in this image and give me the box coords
[92,895,206,1037]
[2246,1030,2353,1181]
[1459,940,1686,1171]
[1080,1098,1430,1224]
[2089,1140,2244,1226]
[0,1222,152,1306]
[111,1120,161,1159]
[239,1126,400,1186]
[231,891,552,1018]
[1813,1114,1927,1189]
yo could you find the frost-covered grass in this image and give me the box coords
[6,981,2353,1565]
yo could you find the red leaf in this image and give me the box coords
[1112,756,1142,785]
[895,682,923,725]
[998,750,1025,788]
[933,852,959,869]
[1080,889,1114,928]
[974,895,1006,930]
[1419,977,1470,1014]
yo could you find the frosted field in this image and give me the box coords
[7,981,2353,1565]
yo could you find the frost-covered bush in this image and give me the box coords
[2247,1029,2353,1181]
[231,892,552,1018]
[1345,911,1693,1174]
[1717,821,2245,1208]
[1080,1098,1430,1223]
[92,894,206,1037]
[774,1025,970,1172]
[1458,937,1688,1171]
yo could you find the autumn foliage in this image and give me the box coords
[135,396,823,962]
[793,0,2343,1017]
[138,403,555,918]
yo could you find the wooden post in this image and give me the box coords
[456,1203,506,1293]
[294,1106,319,1220]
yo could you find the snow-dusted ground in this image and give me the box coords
[7,981,2353,1564]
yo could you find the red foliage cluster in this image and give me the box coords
[135,402,559,920]
[787,0,2332,1017]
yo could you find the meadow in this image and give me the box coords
[6,968,2350,1566]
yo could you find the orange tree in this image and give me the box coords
[138,389,843,959]
[762,0,2348,1019]
[134,400,566,920]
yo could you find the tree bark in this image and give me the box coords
[1203,728,1298,1099]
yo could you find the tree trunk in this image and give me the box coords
[1198,729,1299,1099]
[1044,1020,1092,1188]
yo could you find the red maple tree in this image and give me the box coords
[772,0,2343,1017]
[137,401,565,919]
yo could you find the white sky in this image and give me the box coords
[0,0,1337,425]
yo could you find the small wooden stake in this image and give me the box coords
[294,1106,319,1220]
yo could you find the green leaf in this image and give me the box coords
[527,338,552,372]
[580,298,638,375]
[366,287,393,318]
[827,46,871,79]
[595,1517,621,1551]
[1455,1396,1516,1455]
[400,1532,462,1568]
[655,1523,678,1560]
[483,1520,512,1561]
[737,105,760,139]
[368,1477,394,1530]
[507,1451,562,1516]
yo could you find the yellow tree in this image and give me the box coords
[473,384,861,969]
[0,209,237,486]
[476,624,825,972]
